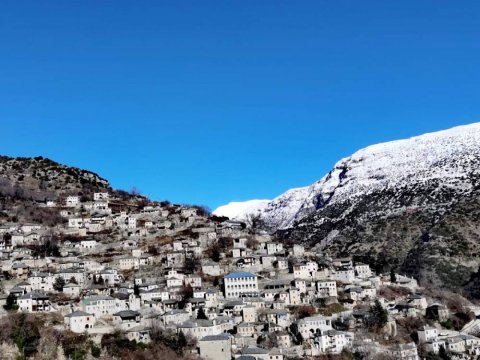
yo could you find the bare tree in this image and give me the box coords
[244,213,265,234]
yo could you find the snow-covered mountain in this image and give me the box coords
[217,123,480,230]
[216,123,480,292]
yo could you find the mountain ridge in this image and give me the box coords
[215,122,480,229]
[216,122,480,293]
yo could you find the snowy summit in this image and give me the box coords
[216,122,480,229]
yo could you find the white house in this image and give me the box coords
[66,196,80,207]
[68,218,84,228]
[332,269,355,283]
[185,275,202,289]
[202,262,222,276]
[126,326,151,344]
[354,264,372,279]
[81,295,117,317]
[387,342,419,360]
[113,310,141,330]
[117,257,141,270]
[17,292,51,313]
[63,283,81,298]
[57,268,86,286]
[94,192,109,201]
[167,277,183,288]
[79,240,98,250]
[93,200,109,212]
[297,316,333,339]
[266,242,283,255]
[224,272,259,299]
[310,330,353,355]
[292,244,305,257]
[95,268,123,286]
[293,262,318,279]
[424,339,447,354]
[29,272,55,292]
[180,208,197,218]
[162,310,191,325]
[317,281,337,298]
[127,217,137,229]
[177,319,233,339]
[139,288,169,303]
[418,326,438,344]
[233,238,247,249]
[64,311,95,333]
[21,224,42,233]
[166,269,186,280]
[199,334,232,360]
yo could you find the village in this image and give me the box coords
[0,191,479,360]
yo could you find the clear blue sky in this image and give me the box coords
[1,1,479,209]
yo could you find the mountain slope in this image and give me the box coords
[220,123,480,292]
[218,123,480,230]
[261,123,480,230]
[0,156,111,196]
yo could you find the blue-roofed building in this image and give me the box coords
[224,272,256,279]
[224,272,258,299]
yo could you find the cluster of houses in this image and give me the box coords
[1,191,480,359]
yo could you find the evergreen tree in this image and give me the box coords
[367,300,388,330]
[211,248,221,262]
[134,283,140,296]
[182,284,193,300]
[390,268,397,283]
[96,275,104,285]
[289,322,304,345]
[4,293,17,310]
[197,307,208,320]
[53,277,66,292]
[177,331,187,353]
[11,314,41,357]
[439,345,451,360]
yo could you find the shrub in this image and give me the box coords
[296,305,317,319]
[10,314,42,358]
[317,303,345,316]
[90,342,101,358]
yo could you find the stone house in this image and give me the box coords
[17,292,50,313]
[64,311,95,333]
[199,333,232,360]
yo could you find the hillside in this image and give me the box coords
[0,156,151,226]
[0,156,111,200]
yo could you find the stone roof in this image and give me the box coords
[114,310,140,318]
[65,310,92,318]
[199,334,231,342]
[242,347,269,355]
[18,292,49,300]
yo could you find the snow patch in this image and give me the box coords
[213,199,270,220]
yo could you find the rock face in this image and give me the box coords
[220,123,480,292]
